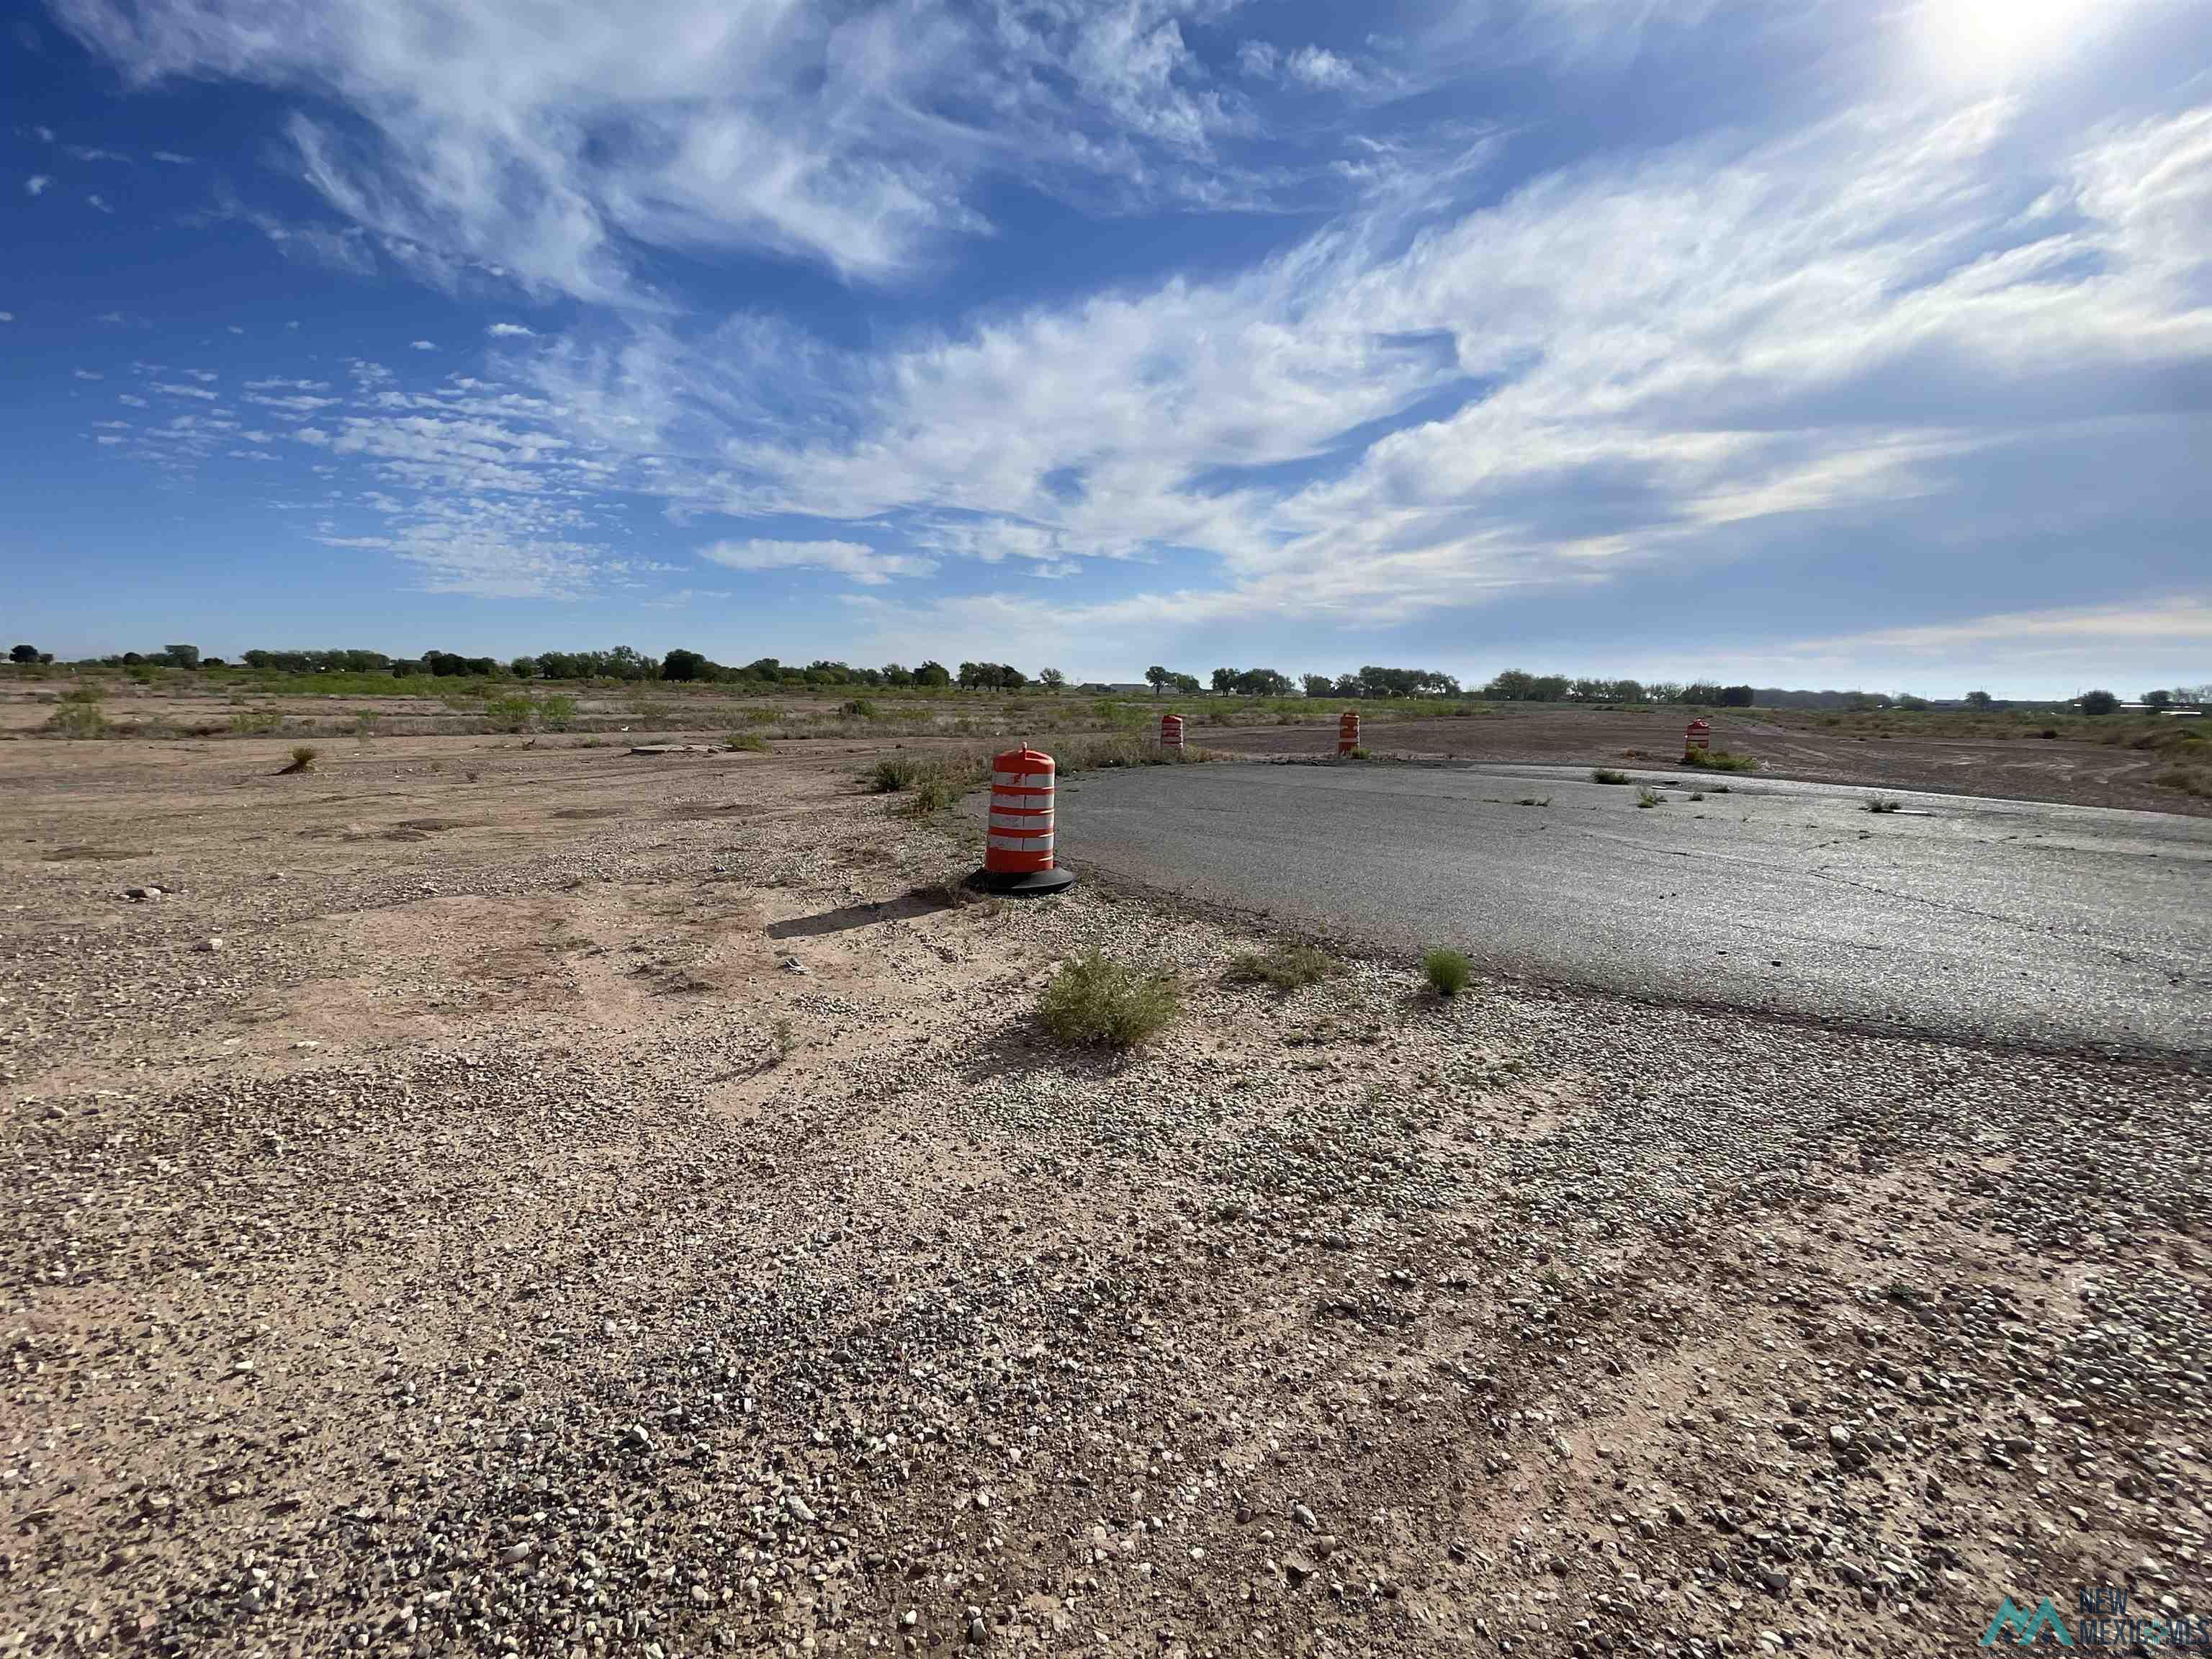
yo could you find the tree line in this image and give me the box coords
[14,643,2203,711]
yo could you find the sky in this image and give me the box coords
[3,0,2208,696]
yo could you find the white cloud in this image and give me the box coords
[486,322,536,338]
[699,537,936,585]
[515,95,2212,633]
[53,0,1265,300]
[25,176,51,197]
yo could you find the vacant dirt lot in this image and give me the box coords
[1202,708,2208,818]
[3,732,2206,1658]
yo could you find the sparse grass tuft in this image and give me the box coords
[2152,765,2209,798]
[1038,951,1181,1048]
[1864,794,1901,813]
[48,685,109,739]
[1636,786,1664,808]
[279,744,319,775]
[1421,947,1472,998]
[1225,943,1335,990]
[868,755,932,792]
[1591,767,1629,785]
[1681,747,1757,772]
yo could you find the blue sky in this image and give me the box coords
[4,0,2208,694]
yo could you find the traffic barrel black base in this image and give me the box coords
[967,865,1076,896]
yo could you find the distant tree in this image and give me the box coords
[662,648,707,682]
[914,660,950,688]
[2077,688,2120,716]
[163,644,201,669]
[1210,667,1236,694]
[1965,690,1995,710]
[9,644,36,664]
[1300,673,1332,699]
[1038,667,1066,691]
[1145,665,1171,698]
[2143,689,2174,709]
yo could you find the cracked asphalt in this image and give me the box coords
[1046,761,2212,1057]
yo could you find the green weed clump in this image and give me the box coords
[1421,947,1472,998]
[48,685,109,738]
[1038,952,1181,1048]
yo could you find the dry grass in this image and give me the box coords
[1224,943,1335,990]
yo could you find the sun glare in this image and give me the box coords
[1913,0,2093,79]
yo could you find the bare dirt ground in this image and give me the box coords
[3,732,2206,1659]
[1200,709,2208,818]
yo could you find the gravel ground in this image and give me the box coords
[2,737,2206,1658]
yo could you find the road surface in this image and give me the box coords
[1033,761,2212,1056]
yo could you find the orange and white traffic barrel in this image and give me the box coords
[1161,714,1184,752]
[1338,710,1361,756]
[1685,719,1712,753]
[973,746,1076,894]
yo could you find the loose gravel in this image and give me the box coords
[1,737,2206,1658]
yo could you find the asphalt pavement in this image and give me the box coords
[1033,760,2212,1056]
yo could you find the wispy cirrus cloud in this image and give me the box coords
[700,538,937,585]
[50,0,1317,300]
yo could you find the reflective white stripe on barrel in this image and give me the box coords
[984,746,1060,875]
